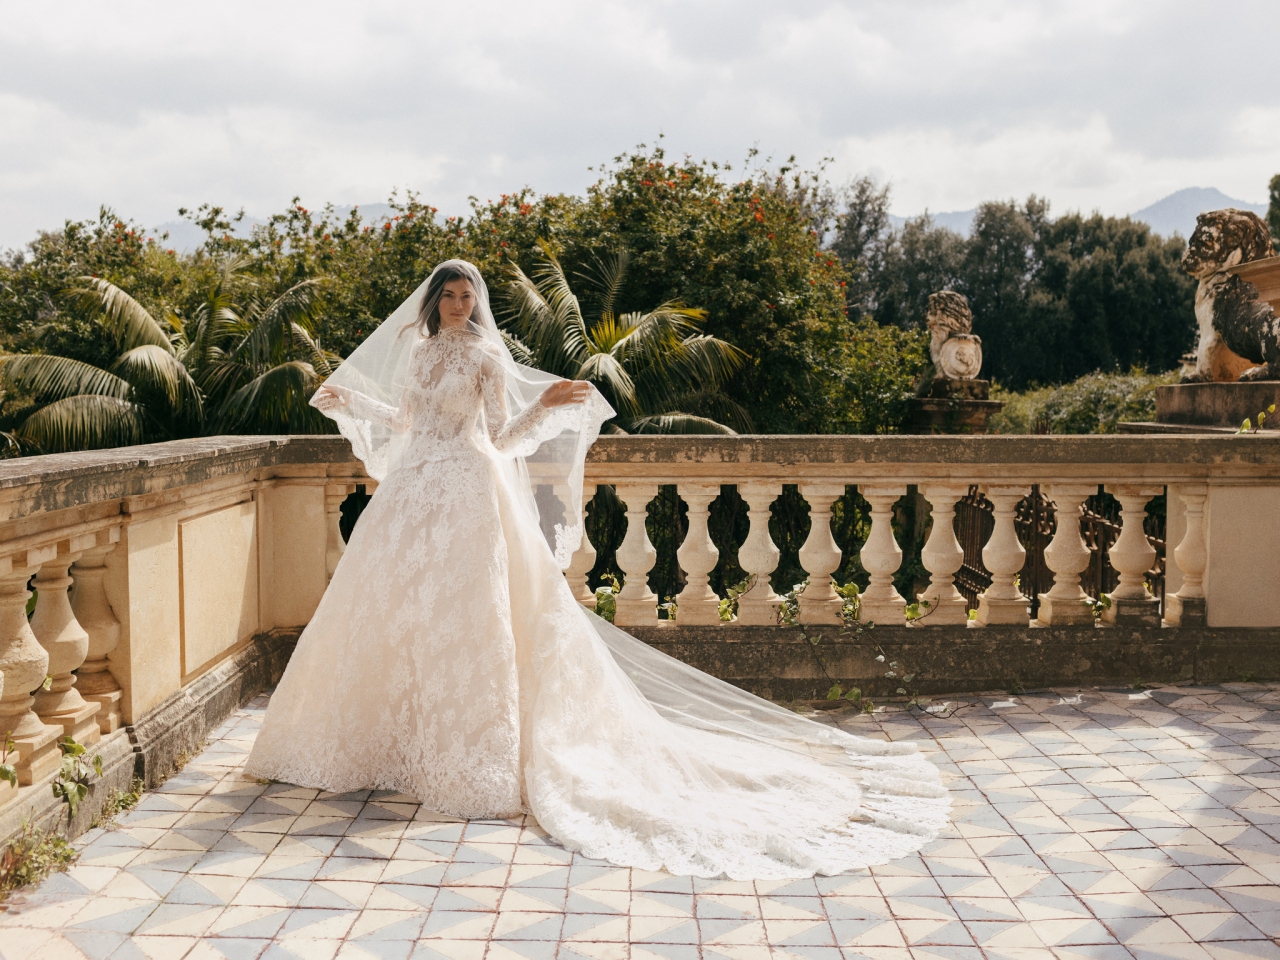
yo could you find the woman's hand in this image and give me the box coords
[539,380,593,408]
[312,384,353,411]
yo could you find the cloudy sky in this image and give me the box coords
[1,0,1277,251]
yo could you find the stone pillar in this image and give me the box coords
[1166,485,1208,626]
[1101,484,1163,626]
[71,528,124,734]
[0,545,63,787]
[1036,484,1097,626]
[858,485,907,624]
[613,483,659,626]
[564,484,598,608]
[735,483,783,625]
[325,482,355,582]
[975,485,1030,625]
[918,484,970,625]
[32,535,102,745]
[797,483,846,625]
[675,485,722,625]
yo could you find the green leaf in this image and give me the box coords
[827,684,843,700]
[59,737,86,757]
[42,676,53,691]
[80,277,175,353]
[0,763,16,786]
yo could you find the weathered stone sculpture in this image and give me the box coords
[1182,209,1280,382]
[927,291,983,380]
[906,290,1001,434]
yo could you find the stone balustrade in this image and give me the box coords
[0,437,369,828]
[0,432,1277,837]
[570,434,1280,632]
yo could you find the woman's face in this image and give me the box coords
[438,277,476,329]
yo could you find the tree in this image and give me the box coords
[0,266,335,454]
[1269,173,1280,247]
[831,192,1197,389]
[501,243,749,433]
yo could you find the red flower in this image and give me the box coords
[754,211,764,222]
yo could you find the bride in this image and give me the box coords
[245,259,949,879]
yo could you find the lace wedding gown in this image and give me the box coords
[246,325,951,879]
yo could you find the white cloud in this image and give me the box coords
[0,0,1276,250]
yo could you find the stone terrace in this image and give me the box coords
[4,682,1280,960]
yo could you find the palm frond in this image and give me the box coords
[290,323,339,377]
[110,345,203,419]
[626,413,738,435]
[575,247,630,320]
[575,351,638,416]
[79,277,174,354]
[232,279,325,370]
[0,354,132,402]
[500,331,536,366]
[213,360,330,434]
[16,394,148,453]
[661,387,754,433]
[502,257,589,374]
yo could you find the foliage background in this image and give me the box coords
[4,148,1268,449]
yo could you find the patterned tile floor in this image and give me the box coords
[4,682,1280,960]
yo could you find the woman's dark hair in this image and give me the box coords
[410,262,479,337]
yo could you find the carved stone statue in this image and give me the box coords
[926,291,983,380]
[1181,209,1280,382]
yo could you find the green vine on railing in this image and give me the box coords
[1239,402,1277,433]
[52,737,103,823]
[0,737,17,790]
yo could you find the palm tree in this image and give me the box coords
[501,243,750,434]
[0,262,337,454]
[172,258,335,434]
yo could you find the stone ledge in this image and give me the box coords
[0,628,299,849]
[627,622,1280,701]
[130,628,299,789]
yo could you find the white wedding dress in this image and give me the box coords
[246,267,950,880]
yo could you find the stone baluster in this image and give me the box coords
[0,544,63,787]
[564,483,598,608]
[32,535,103,745]
[858,485,907,624]
[1166,485,1208,626]
[797,483,846,625]
[918,484,970,625]
[613,483,659,626]
[71,527,124,734]
[1102,484,1163,625]
[325,482,355,581]
[736,483,783,625]
[975,485,1030,625]
[1036,484,1097,626]
[675,484,723,625]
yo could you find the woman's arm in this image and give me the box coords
[480,360,555,453]
[313,383,411,433]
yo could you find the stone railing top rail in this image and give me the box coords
[0,432,1277,524]
[582,434,1280,484]
[0,436,359,526]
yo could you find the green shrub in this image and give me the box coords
[990,368,1179,434]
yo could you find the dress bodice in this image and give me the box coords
[344,326,549,466]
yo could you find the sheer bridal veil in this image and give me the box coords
[312,259,614,567]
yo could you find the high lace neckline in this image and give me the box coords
[436,325,481,339]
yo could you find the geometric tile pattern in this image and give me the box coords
[4,682,1280,960]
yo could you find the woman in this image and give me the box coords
[246,260,949,879]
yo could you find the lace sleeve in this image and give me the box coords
[481,357,551,454]
[341,390,411,433]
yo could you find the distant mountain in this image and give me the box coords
[149,202,398,253]
[887,208,976,237]
[1129,187,1267,239]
